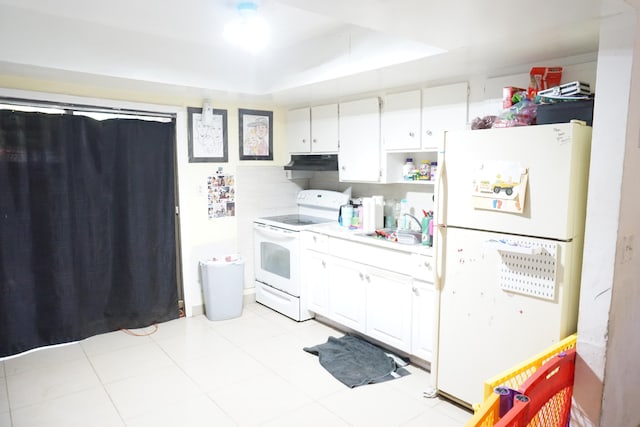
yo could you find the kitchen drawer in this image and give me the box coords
[329,237,413,274]
[301,231,329,252]
[410,253,434,282]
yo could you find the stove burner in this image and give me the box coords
[259,214,333,227]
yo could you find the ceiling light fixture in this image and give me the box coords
[223,1,271,53]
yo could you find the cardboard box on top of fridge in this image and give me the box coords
[529,66,563,94]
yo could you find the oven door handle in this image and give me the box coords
[254,223,297,240]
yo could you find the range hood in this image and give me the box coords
[284,154,338,171]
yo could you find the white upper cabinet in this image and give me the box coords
[381,89,422,151]
[338,97,381,183]
[287,107,311,153]
[287,104,339,154]
[421,82,469,150]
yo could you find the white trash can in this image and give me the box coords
[199,255,244,321]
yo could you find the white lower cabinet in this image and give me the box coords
[365,266,413,353]
[300,232,435,362]
[411,280,435,361]
[305,250,329,316]
[327,258,367,333]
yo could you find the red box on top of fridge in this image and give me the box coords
[529,67,563,94]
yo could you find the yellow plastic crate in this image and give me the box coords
[482,334,577,401]
[465,333,577,427]
[465,393,501,427]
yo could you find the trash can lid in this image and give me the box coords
[201,254,243,265]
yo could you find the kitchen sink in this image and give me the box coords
[364,228,423,245]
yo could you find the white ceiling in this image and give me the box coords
[0,0,632,106]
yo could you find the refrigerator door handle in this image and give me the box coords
[433,135,446,291]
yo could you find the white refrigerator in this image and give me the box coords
[433,122,592,407]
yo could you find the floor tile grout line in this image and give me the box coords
[80,337,128,426]
[2,362,14,427]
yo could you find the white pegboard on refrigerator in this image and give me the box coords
[498,240,558,301]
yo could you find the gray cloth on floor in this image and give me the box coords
[303,335,410,388]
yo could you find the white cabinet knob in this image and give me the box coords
[359,272,364,280]
[312,139,317,143]
[302,138,307,143]
[322,260,326,268]
[426,130,433,136]
[409,132,415,137]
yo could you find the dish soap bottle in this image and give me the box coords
[421,210,433,246]
[402,158,415,181]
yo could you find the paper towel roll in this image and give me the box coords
[362,197,375,234]
[372,196,384,229]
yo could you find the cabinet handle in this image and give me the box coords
[322,260,326,268]
[365,274,371,282]
[409,132,415,137]
[426,130,433,136]
[359,272,364,280]
[412,287,418,294]
[313,235,317,242]
[341,166,346,171]
[424,261,432,270]
[302,138,307,143]
[312,138,317,143]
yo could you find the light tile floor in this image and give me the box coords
[0,302,472,427]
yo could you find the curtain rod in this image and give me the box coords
[0,96,176,119]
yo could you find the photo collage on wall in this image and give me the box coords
[207,174,235,218]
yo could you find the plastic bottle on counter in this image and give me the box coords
[402,158,415,181]
[421,212,432,246]
[428,216,435,246]
[399,198,409,230]
[384,199,396,228]
[392,201,401,229]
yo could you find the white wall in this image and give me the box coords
[175,104,290,316]
[599,5,640,426]
[572,6,640,426]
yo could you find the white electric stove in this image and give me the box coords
[253,189,349,320]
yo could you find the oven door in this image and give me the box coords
[253,222,300,296]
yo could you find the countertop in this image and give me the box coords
[308,223,434,256]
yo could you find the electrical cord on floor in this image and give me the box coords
[120,323,159,336]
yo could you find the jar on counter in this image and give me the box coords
[430,161,438,181]
[419,160,431,180]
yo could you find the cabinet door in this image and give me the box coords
[327,258,366,332]
[411,280,435,362]
[305,251,329,316]
[365,267,413,353]
[338,97,381,182]
[287,107,311,153]
[311,104,339,153]
[382,90,421,151]
[422,82,469,150]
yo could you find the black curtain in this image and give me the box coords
[0,110,178,357]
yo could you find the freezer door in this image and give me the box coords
[435,227,581,407]
[442,123,591,240]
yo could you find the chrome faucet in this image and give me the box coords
[402,213,422,231]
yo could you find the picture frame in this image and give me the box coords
[238,108,273,160]
[187,106,228,163]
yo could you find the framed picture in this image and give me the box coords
[187,106,228,162]
[238,108,273,160]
